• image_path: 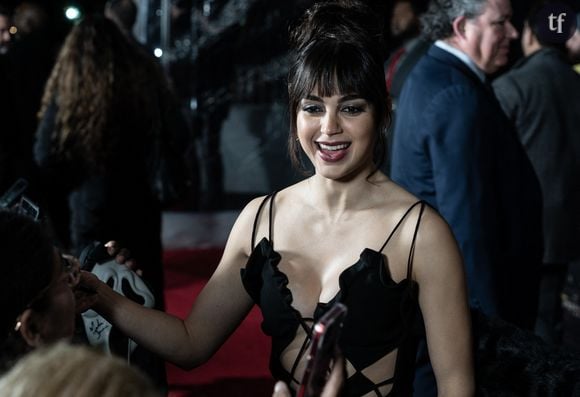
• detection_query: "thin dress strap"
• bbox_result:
[378,200,424,252]
[378,201,426,279]
[406,201,425,280]
[250,191,279,249]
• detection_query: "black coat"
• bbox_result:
[494,48,580,264]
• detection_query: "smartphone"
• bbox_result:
[0,178,28,209]
[17,196,40,221]
[298,302,347,397]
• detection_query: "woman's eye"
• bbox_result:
[341,105,363,114]
[302,104,323,114]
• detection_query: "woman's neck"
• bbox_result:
[304,170,389,217]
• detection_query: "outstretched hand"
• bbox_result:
[73,240,143,313]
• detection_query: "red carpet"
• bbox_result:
[163,248,274,396]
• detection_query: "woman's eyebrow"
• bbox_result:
[305,94,323,101]
[338,94,363,103]
[304,94,363,102]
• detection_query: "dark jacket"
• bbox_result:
[390,44,543,328]
[493,47,580,264]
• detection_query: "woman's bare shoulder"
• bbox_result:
[229,185,305,253]
[223,195,272,254]
[383,181,455,247]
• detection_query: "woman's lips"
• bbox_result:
[316,142,351,162]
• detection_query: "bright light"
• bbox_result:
[153,48,163,58]
[9,26,17,35]
[64,6,81,21]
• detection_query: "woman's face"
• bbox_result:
[296,90,376,181]
[35,250,77,344]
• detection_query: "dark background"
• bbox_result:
[2,0,579,210]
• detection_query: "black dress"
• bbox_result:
[241,192,426,396]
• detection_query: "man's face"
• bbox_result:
[463,0,518,74]
[0,14,12,55]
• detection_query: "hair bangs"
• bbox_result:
[294,41,378,100]
[287,33,391,175]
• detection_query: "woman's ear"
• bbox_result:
[17,309,43,348]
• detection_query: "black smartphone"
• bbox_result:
[17,196,40,221]
[0,178,28,209]
[298,302,347,397]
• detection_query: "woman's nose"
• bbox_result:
[321,112,342,135]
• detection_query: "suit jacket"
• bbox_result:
[493,48,580,264]
[390,44,542,328]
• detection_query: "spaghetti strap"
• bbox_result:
[250,191,279,249]
[406,201,425,280]
[268,191,278,247]
[378,200,425,252]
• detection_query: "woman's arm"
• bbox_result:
[413,207,475,396]
[80,197,266,369]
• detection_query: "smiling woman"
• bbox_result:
[296,92,376,180]
[79,2,475,396]
[287,7,390,176]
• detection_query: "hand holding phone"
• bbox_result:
[298,302,347,397]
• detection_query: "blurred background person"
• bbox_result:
[34,15,186,305]
[493,0,580,347]
[382,0,430,176]
[0,342,162,397]
[33,15,193,388]
[390,0,543,394]
[0,210,80,374]
[384,0,430,103]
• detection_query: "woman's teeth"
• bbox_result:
[318,143,349,151]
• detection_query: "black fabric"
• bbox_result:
[241,194,425,396]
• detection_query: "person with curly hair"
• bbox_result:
[34,15,189,308]
[34,15,192,389]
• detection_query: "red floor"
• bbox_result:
[163,247,273,396]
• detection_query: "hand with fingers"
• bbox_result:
[103,241,141,276]
[59,254,97,313]
[74,240,151,314]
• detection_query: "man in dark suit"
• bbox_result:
[493,1,580,347]
[390,0,543,394]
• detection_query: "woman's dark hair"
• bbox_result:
[0,210,54,374]
[287,0,391,176]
